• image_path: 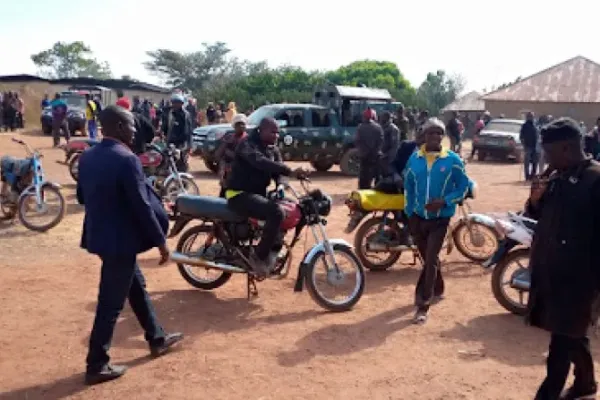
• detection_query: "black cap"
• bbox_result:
[541,117,581,144]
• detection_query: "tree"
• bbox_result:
[144,42,243,93]
[31,41,112,79]
[417,70,466,114]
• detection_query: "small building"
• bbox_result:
[482,56,600,128]
[441,91,485,137]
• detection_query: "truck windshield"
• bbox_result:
[62,95,87,109]
[247,106,278,126]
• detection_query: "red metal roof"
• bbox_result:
[482,56,600,103]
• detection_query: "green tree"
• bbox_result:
[417,70,466,114]
[325,60,418,106]
[31,41,112,79]
[144,42,245,93]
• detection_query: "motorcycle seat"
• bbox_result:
[0,156,31,177]
[176,194,245,222]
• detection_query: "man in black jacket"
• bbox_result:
[520,112,540,181]
[380,111,400,176]
[226,118,308,277]
[528,118,600,400]
[162,94,193,171]
[355,108,383,189]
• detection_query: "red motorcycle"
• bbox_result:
[168,178,365,312]
[57,139,98,181]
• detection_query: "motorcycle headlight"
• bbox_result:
[310,190,331,217]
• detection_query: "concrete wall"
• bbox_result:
[484,99,600,128]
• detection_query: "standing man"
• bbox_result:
[85,93,98,140]
[394,104,410,142]
[41,93,50,109]
[162,94,193,171]
[404,118,470,324]
[185,98,198,129]
[355,108,383,189]
[77,105,183,385]
[520,111,540,181]
[380,111,400,176]
[527,118,600,400]
[446,111,462,153]
[50,93,69,147]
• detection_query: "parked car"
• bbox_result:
[472,118,524,162]
[41,92,88,136]
[192,85,402,176]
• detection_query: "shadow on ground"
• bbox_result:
[277,304,414,366]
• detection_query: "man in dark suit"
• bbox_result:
[77,105,183,385]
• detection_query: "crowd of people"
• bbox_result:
[0,91,25,131]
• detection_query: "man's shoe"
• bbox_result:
[85,364,127,385]
[150,332,184,358]
[412,308,429,325]
[560,385,597,399]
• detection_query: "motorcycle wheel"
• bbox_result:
[69,153,80,182]
[452,220,499,262]
[164,176,200,203]
[304,244,365,312]
[18,184,66,232]
[491,248,530,316]
[353,217,402,271]
[176,224,232,290]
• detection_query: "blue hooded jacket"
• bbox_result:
[404,146,470,219]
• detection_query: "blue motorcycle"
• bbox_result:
[0,138,66,231]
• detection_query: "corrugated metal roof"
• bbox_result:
[0,74,170,93]
[335,85,392,100]
[482,56,600,103]
[441,91,484,112]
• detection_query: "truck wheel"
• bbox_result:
[339,148,360,176]
[310,159,334,172]
[204,160,219,174]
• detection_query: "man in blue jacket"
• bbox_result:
[77,105,183,385]
[404,118,470,324]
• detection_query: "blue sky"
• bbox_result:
[1,0,597,93]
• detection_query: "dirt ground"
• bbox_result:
[0,131,591,400]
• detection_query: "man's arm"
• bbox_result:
[236,140,292,176]
[185,112,193,148]
[121,155,166,248]
[76,182,84,205]
[443,157,470,206]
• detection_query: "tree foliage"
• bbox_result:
[417,70,466,114]
[31,41,112,79]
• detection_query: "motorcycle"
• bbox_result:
[1,138,66,231]
[345,182,498,271]
[56,138,99,181]
[480,211,536,315]
[168,178,365,312]
[140,142,199,217]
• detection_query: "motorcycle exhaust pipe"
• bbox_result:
[170,251,247,274]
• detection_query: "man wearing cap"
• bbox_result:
[526,118,600,400]
[355,108,384,189]
[404,118,470,324]
[215,113,248,197]
[162,94,193,171]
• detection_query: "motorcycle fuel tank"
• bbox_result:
[138,150,163,168]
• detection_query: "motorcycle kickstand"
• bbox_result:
[246,275,259,299]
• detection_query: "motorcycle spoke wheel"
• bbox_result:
[491,249,530,315]
[305,245,365,312]
[453,222,499,262]
[18,186,66,232]
[354,217,402,270]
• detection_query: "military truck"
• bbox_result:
[192,84,400,176]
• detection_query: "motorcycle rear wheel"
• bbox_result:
[304,244,365,312]
[69,154,80,182]
[176,224,232,290]
[353,217,402,271]
[491,248,530,315]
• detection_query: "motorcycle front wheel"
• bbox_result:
[164,176,199,202]
[353,217,402,271]
[452,220,499,262]
[18,185,66,232]
[69,153,80,182]
[305,244,365,312]
[491,248,530,315]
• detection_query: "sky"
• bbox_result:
[1,0,598,95]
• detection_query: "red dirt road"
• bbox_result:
[0,132,591,399]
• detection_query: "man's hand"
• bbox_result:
[529,176,548,207]
[292,167,310,179]
[425,198,445,212]
[158,243,170,265]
